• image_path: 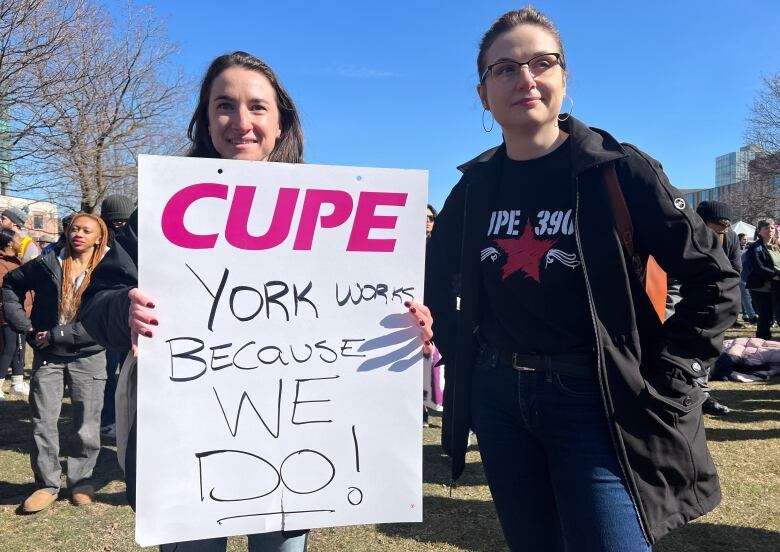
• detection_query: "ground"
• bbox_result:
[0,327,778,551]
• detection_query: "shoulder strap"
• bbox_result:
[601,163,644,280]
[601,162,667,321]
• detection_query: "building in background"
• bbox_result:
[682,145,778,223]
[715,145,762,187]
[0,195,59,243]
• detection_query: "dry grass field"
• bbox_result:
[1,327,778,551]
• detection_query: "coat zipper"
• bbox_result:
[573,176,651,544]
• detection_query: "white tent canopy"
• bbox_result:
[732,220,756,238]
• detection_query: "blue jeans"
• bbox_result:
[101,350,127,427]
[470,344,650,552]
[740,280,756,319]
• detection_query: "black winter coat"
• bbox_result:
[78,210,138,350]
[425,117,739,544]
[2,250,104,358]
[744,238,780,290]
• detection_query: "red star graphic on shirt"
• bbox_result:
[494,221,558,283]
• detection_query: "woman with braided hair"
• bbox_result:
[2,213,109,513]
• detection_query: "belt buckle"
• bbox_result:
[511,353,536,372]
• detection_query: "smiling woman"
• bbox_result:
[187,51,303,164]
[77,51,310,552]
[206,67,282,161]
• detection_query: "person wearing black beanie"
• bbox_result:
[100,195,135,240]
[694,200,740,415]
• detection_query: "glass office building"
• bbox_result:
[715,145,762,187]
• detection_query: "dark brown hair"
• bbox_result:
[756,218,778,249]
[477,5,566,79]
[187,51,304,163]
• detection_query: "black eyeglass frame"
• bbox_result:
[479,52,564,84]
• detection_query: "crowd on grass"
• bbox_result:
[1,5,780,552]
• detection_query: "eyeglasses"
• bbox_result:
[427,215,435,222]
[480,53,563,84]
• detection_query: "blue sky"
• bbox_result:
[139,0,780,208]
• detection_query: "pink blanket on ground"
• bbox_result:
[722,338,780,367]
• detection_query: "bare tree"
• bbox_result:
[746,72,780,154]
[0,0,88,194]
[7,2,188,213]
[741,72,780,221]
[719,172,779,223]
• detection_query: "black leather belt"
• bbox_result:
[497,350,595,378]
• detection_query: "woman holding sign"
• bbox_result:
[79,52,307,551]
[3,214,109,513]
[417,6,739,552]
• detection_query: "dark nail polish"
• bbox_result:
[147,302,155,308]
[144,330,153,338]
[150,320,159,326]
[410,308,416,314]
[404,301,411,307]
[419,320,425,326]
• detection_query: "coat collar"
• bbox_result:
[457,116,628,176]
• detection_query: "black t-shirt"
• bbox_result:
[479,139,593,353]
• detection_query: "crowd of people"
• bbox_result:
[0,5,777,552]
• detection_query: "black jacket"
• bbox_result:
[426,116,739,544]
[723,230,741,273]
[745,238,780,290]
[2,250,104,358]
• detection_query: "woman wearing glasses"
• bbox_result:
[415,6,738,551]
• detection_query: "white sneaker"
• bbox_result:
[9,382,30,397]
[0,388,5,401]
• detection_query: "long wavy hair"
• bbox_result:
[60,213,108,323]
[187,51,304,164]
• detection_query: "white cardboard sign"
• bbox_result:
[136,155,427,546]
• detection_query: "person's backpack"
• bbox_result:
[602,162,668,322]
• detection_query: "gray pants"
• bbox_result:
[29,352,107,490]
[159,532,308,551]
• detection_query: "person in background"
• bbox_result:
[0,206,40,262]
[97,194,135,441]
[423,204,441,427]
[745,219,780,340]
[0,229,30,400]
[36,237,55,251]
[426,204,437,239]
[693,200,740,415]
[3,213,108,513]
[101,194,134,241]
[79,51,308,552]
[737,232,758,324]
[42,214,74,256]
[421,7,738,550]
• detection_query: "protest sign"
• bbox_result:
[135,155,427,546]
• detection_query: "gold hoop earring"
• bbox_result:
[557,95,574,122]
[482,108,495,133]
